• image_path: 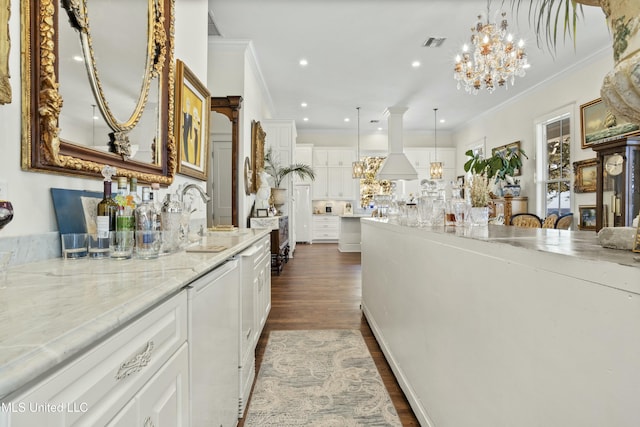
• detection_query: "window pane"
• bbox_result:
[546,182,560,216]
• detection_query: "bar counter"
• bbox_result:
[361,218,640,427]
[0,228,270,400]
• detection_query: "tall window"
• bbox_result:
[539,114,571,216]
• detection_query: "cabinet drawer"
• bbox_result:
[313,216,339,225]
[5,292,188,426]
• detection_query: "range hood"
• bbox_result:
[376,107,418,181]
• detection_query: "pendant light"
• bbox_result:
[352,106,365,178]
[430,108,443,180]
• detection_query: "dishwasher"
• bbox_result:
[188,258,239,427]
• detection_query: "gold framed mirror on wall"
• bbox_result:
[20,0,176,185]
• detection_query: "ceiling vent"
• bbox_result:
[423,37,446,48]
[208,12,222,36]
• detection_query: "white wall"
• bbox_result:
[452,48,614,217]
[208,39,274,225]
[0,0,210,237]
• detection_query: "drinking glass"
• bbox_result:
[61,233,89,259]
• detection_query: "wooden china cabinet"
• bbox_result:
[591,137,640,232]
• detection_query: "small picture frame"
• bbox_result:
[578,205,597,231]
[573,158,597,193]
[256,208,269,218]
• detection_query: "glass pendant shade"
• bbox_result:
[430,161,443,180]
[352,160,365,178]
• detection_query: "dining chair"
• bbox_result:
[510,213,543,228]
[541,213,558,229]
[554,213,573,230]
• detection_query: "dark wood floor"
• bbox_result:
[238,242,420,426]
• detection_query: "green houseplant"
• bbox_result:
[263,147,316,188]
[263,147,315,212]
[463,147,528,185]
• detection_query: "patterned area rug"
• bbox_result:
[244,329,402,426]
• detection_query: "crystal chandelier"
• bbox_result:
[453,0,528,94]
[430,108,443,180]
[352,107,365,178]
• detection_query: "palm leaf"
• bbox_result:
[506,0,586,52]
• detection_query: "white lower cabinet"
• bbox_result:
[312,215,339,241]
[2,292,188,427]
[238,235,271,417]
[107,343,189,426]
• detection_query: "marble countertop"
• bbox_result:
[0,228,271,400]
[362,219,640,293]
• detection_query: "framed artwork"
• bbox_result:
[492,141,522,176]
[578,205,597,231]
[0,0,10,104]
[176,59,211,180]
[573,158,597,193]
[580,98,640,148]
[256,208,269,218]
[251,120,266,193]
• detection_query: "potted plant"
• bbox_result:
[510,0,640,124]
[263,147,315,211]
[463,147,527,195]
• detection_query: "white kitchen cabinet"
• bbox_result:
[255,242,271,340]
[238,235,270,417]
[327,167,356,199]
[107,343,189,427]
[312,147,356,200]
[294,144,314,184]
[312,167,329,199]
[263,119,297,251]
[2,292,188,427]
[312,215,340,241]
[403,147,457,196]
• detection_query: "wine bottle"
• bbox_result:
[97,180,118,239]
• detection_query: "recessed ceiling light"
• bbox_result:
[299,59,308,66]
[412,61,421,68]
[301,102,307,107]
[73,55,84,62]
[344,118,350,122]
[377,127,383,131]
[303,117,309,122]
[440,119,445,123]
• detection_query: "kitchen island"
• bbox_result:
[338,214,369,252]
[361,218,640,427]
[0,228,271,425]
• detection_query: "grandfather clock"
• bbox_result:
[592,137,640,232]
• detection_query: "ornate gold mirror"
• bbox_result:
[21,0,176,184]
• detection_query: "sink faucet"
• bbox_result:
[179,183,211,204]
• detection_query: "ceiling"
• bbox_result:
[207,0,611,134]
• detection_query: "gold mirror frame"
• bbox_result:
[61,0,164,158]
[20,0,176,185]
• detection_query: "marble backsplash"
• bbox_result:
[0,232,61,266]
[0,218,207,266]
